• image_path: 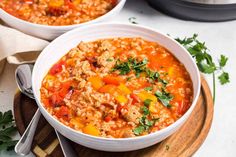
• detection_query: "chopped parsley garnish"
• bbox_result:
[112,58,147,75]
[106,58,113,62]
[126,76,133,81]
[144,86,153,91]
[144,99,152,106]
[141,106,150,116]
[155,90,173,108]
[133,100,159,136]
[133,116,155,136]
[158,79,168,87]
[112,57,168,86]
[0,110,18,151]
[145,69,159,81]
[175,34,230,102]
[166,145,170,151]
[133,126,145,135]
[128,17,138,24]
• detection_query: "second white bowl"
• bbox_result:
[0,0,126,40]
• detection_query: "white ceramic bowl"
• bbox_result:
[0,0,126,40]
[32,23,201,152]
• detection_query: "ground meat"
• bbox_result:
[121,105,141,124]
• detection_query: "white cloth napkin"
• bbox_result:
[0,20,49,74]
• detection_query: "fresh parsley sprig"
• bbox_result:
[175,34,230,102]
[0,110,18,151]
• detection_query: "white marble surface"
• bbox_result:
[0,0,236,156]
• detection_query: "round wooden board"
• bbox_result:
[13,77,213,157]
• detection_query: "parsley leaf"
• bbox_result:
[0,110,18,151]
[0,111,14,125]
[0,140,18,151]
[112,58,147,76]
[218,72,230,85]
[133,126,145,135]
[145,69,159,81]
[141,106,150,116]
[155,90,173,108]
[106,58,113,62]
[219,55,228,68]
[144,99,152,106]
[112,59,132,75]
[144,86,153,91]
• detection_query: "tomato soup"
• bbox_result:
[40,37,193,138]
[0,0,117,26]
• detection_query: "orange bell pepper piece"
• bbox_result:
[118,83,131,95]
[88,76,104,90]
[83,124,100,136]
[98,85,117,95]
[102,75,124,85]
[115,95,128,104]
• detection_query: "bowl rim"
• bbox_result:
[0,0,126,30]
[32,23,201,142]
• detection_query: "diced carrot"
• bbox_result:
[83,124,100,136]
[130,93,140,104]
[98,85,117,95]
[88,76,104,90]
[118,83,131,95]
[102,75,124,85]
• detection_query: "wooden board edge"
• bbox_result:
[13,90,26,135]
[180,76,214,157]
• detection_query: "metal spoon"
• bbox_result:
[15,64,77,157]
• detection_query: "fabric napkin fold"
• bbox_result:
[0,20,49,75]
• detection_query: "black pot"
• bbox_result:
[146,0,236,22]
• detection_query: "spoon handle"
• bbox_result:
[55,130,78,157]
[15,109,41,156]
